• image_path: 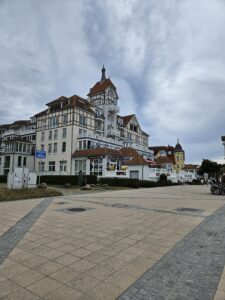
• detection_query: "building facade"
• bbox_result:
[0,120,36,175]
[34,67,154,176]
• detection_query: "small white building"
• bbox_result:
[0,120,36,175]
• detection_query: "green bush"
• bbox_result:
[99,177,140,188]
[188,179,201,185]
[139,180,158,187]
[0,176,7,183]
[39,175,97,185]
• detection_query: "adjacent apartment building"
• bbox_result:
[0,120,36,175]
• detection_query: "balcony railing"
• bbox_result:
[108,105,119,113]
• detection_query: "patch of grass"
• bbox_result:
[0,187,62,202]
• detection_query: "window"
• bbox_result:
[23,144,27,153]
[79,128,87,138]
[62,142,66,152]
[18,156,22,167]
[49,130,52,140]
[79,115,86,127]
[48,161,55,172]
[32,135,35,141]
[23,157,27,166]
[19,143,22,152]
[39,161,45,171]
[79,141,82,150]
[60,160,67,172]
[41,144,44,151]
[41,132,45,142]
[62,128,67,138]
[75,160,86,175]
[83,140,87,149]
[90,158,102,176]
[62,114,68,125]
[177,156,179,161]
[53,143,57,153]
[48,143,52,154]
[54,129,58,140]
[49,116,59,128]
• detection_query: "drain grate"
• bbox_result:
[67,207,86,212]
[111,204,128,208]
[56,206,93,214]
[176,207,202,213]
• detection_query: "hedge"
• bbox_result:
[99,177,140,188]
[0,176,7,183]
[99,177,182,188]
[39,175,97,185]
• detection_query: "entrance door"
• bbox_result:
[130,170,139,179]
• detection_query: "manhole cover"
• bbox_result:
[111,204,128,208]
[67,207,86,212]
[176,207,202,213]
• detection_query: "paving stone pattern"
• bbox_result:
[0,198,53,265]
[118,204,225,300]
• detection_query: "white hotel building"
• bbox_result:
[34,67,153,178]
[0,67,154,179]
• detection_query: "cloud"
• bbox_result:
[0,0,224,163]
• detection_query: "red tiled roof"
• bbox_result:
[126,156,148,165]
[119,147,139,157]
[72,147,121,158]
[121,114,134,126]
[88,79,116,96]
[149,145,175,155]
[155,156,174,164]
[183,164,198,170]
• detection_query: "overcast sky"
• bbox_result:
[0,0,225,164]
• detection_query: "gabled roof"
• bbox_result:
[88,79,116,96]
[121,114,135,127]
[34,109,48,117]
[155,156,174,164]
[149,146,175,156]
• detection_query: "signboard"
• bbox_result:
[35,150,46,159]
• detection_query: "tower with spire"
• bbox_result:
[174,139,185,173]
[87,66,119,139]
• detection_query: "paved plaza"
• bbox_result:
[1,185,225,299]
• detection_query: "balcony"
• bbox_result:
[107,130,119,138]
[108,105,119,113]
[95,127,104,133]
[95,114,104,122]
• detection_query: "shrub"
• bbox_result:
[39,175,97,186]
[159,173,167,183]
[0,176,7,183]
[188,179,201,185]
[99,177,140,188]
[139,180,158,188]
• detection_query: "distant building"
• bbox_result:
[222,136,225,158]
[0,120,36,175]
[149,140,185,173]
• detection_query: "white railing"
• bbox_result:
[2,128,35,137]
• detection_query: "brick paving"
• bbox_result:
[0,186,225,299]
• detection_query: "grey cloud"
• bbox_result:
[0,0,224,163]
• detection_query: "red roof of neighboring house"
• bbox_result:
[155,156,174,164]
[126,156,148,165]
[72,148,121,158]
[183,164,198,170]
[88,79,116,96]
[149,145,175,155]
[72,147,149,166]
